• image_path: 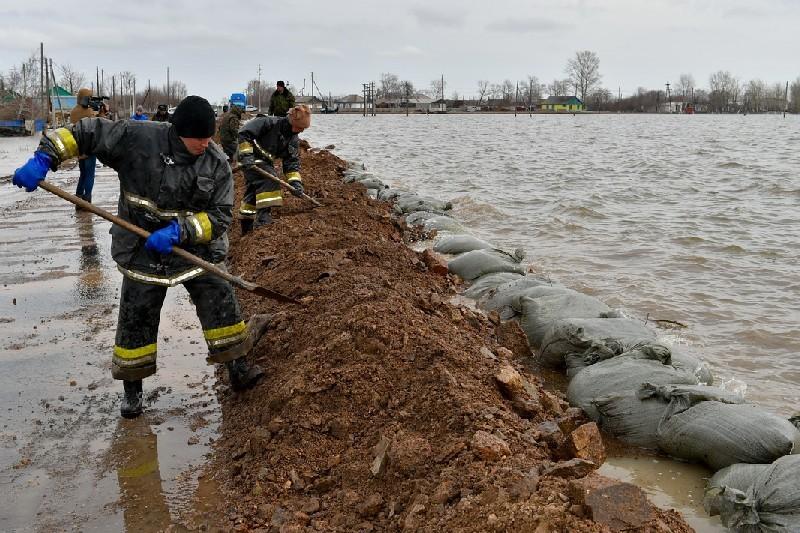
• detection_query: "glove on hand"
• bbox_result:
[13,152,51,192]
[290,181,304,198]
[144,220,182,254]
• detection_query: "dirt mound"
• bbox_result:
[206,144,692,532]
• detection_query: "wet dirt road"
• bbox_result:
[1,139,222,532]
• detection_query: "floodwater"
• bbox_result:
[306,113,800,415]
[0,137,223,532]
[306,113,800,532]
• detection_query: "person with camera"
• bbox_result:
[11,95,269,419]
[69,87,98,205]
[151,104,170,122]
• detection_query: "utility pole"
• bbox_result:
[257,64,262,112]
[371,81,376,116]
[96,67,100,97]
[785,81,789,118]
[665,82,671,113]
[166,67,170,107]
[515,81,519,117]
[40,43,44,120]
[112,75,116,118]
[311,71,315,111]
[362,83,367,117]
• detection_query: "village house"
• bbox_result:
[334,94,364,110]
[539,95,584,112]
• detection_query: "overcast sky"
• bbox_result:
[2,0,799,102]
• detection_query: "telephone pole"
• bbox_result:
[257,64,262,112]
[166,67,170,107]
[665,82,671,113]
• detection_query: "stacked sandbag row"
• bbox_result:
[342,161,800,529]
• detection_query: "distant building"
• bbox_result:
[430,98,447,113]
[378,93,433,111]
[334,94,364,110]
[295,95,325,111]
[540,96,584,112]
[49,85,77,112]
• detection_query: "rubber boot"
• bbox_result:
[254,208,272,228]
[120,379,144,419]
[225,357,264,391]
[240,218,254,235]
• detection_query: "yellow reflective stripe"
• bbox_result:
[255,190,282,207]
[239,203,256,215]
[124,192,194,219]
[117,265,205,286]
[208,329,249,348]
[46,128,79,160]
[203,321,246,341]
[114,343,157,360]
[119,459,158,478]
[238,141,253,154]
[285,171,301,182]
[188,212,212,244]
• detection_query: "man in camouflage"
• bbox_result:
[12,96,268,419]
[217,103,244,162]
[268,80,295,117]
[237,104,310,233]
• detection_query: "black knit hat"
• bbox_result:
[171,95,216,138]
[276,80,285,87]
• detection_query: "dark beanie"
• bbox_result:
[277,80,285,87]
[171,95,216,138]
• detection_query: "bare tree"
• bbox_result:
[476,80,489,105]
[790,77,800,113]
[246,78,272,108]
[379,73,401,99]
[430,78,446,100]
[58,63,87,94]
[502,79,515,102]
[744,79,765,112]
[709,70,739,112]
[548,78,571,97]
[565,50,601,101]
[524,75,542,105]
[489,83,503,101]
[676,73,695,99]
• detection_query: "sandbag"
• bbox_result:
[592,382,743,448]
[423,215,466,233]
[538,317,657,368]
[658,402,799,471]
[448,249,526,281]
[705,455,800,531]
[377,188,404,201]
[405,211,441,226]
[394,193,452,214]
[343,170,376,183]
[704,463,770,517]
[567,357,699,420]
[462,272,524,300]
[669,349,714,385]
[433,234,494,255]
[565,341,671,379]
[478,277,561,319]
[516,292,611,349]
[358,177,386,190]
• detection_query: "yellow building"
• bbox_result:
[539,96,584,112]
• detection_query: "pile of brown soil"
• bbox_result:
[207,144,693,532]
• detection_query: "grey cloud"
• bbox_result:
[377,45,424,57]
[309,47,343,58]
[486,17,572,33]
[410,6,466,28]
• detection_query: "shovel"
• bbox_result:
[233,163,322,208]
[29,179,300,304]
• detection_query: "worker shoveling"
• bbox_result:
[9,95,302,419]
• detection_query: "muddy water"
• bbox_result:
[1,137,222,532]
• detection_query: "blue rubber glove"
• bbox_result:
[12,152,51,192]
[290,181,304,198]
[144,220,182,254]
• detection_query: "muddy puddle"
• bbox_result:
[1,141,223,532]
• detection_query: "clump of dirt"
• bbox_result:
[206,143,693,532]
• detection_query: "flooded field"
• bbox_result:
[0,138,222,531]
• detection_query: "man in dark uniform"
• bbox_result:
[150,103,170,122]
[217,103,244,162]
[268,80,295,117]
[12,96,268,419]
[237,104,310,233]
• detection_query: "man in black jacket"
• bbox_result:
[237,104,310,232]
[12,96,268,418]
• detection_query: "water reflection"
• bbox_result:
[74,209,110,302]
[110,418,173,531]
